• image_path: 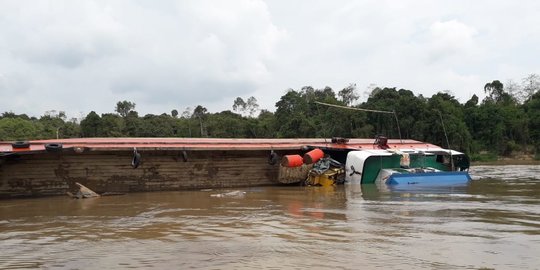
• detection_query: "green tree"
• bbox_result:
[115,101,136,117]
[61,119,82,138]
[124,111,142,137]
[0,118,41,140]
[232,97,246,114]
[426,92,472,153]
[338,83,359,106]
[252,110,276,138]
[525,91,540,149]
[484,80,515,105]
[1,112,33,121]
[274,90,313,137]
[275,86,366,138]
[245,96,260,117]
[2,79,538,158]
[99,113,124,137]
[181,107,193,137]
[206,111,246,137]
[232,96,260,117]
[138,114,176,137]
[363,87,410,139]
[521,74,540,102]
[471,80,529,155]
[463,95,482,152]
[80,111,101,137]
[192,105,208,137]
[38,111,67,139]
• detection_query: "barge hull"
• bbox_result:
[0,138,441,198]
[0,150,281,198]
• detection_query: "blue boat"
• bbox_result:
[345,148,471,187]
[386,171,471,186]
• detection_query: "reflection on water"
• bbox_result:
[1,165,539,269]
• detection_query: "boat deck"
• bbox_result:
[0,138,441,154]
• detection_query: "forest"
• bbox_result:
[1,74,539,161]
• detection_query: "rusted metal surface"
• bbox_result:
[0,149,284,198]
[0,138,444,198]
[0,137,441,154]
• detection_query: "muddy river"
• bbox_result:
[1,165,539,269]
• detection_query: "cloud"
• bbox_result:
[0,0,539,118]
[424,20,478,64]
[0,0,285,116]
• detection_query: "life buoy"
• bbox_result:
[12,141,30,149]
[268,150,279,165]
[45,143,63,152]
[132,148,141,168]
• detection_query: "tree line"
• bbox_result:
[1,74,539,160]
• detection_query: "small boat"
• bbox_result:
[345,140,471,189]
[315,101,472,189]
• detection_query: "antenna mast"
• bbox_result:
[438,110,454,170]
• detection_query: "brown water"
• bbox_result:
[1,165,539,270]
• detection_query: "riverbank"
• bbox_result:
[470,151,540,166]
[471,156,540,166]
[472,160,540,166]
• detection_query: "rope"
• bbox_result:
[438,110,454,170]
[314,101,394,114]
[314,101,403,143]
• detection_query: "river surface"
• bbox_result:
[1,165,539,269]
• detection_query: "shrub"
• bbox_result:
[470,152,498,162]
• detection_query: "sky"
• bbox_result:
[1,0,539,119]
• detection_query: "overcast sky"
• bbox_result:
[1,0,539,119]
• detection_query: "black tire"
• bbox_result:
[45,143,63,152]
[12,141,30,149]
[268,151,279,165]
[132,152,141,169]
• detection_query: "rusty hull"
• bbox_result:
[0,138,442,198]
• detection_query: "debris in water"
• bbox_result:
[67,182,100,199]
[210,190,246,198]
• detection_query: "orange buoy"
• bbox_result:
[281,154,304,167]
[303,148,324,164]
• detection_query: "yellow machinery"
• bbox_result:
[306,168,345,186]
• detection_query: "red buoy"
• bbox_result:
[303,148,324,164]
[281,155,304,167]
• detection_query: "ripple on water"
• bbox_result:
[0,166,539,269]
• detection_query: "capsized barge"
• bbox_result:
[0,137,469,198]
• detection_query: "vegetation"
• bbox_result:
[1,74,540,161]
